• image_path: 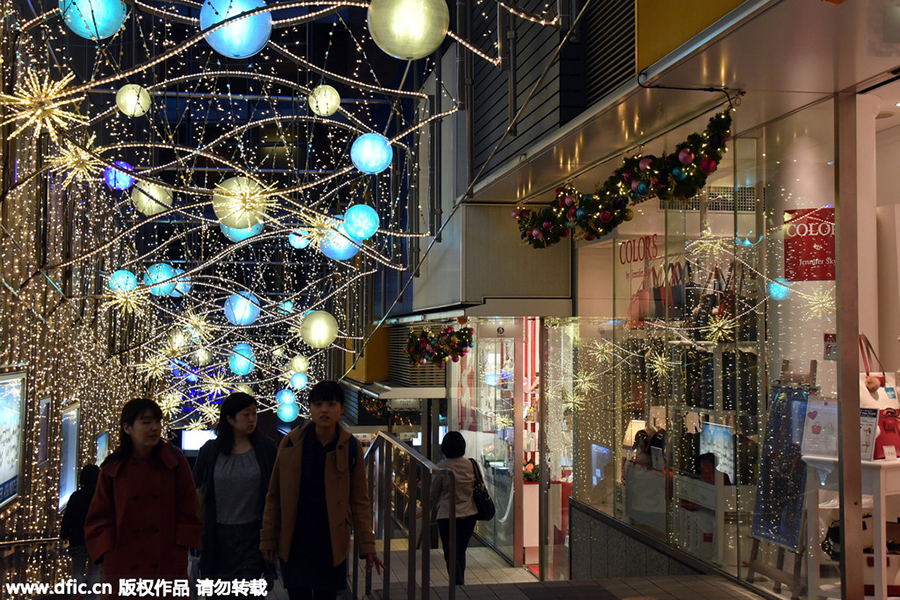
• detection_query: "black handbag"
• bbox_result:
[469,458,495,521]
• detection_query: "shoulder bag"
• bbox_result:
[469,458,495,521]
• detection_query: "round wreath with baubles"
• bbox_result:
[404,326,475,367]
[514,110,732,248]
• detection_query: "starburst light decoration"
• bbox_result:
[103,286,150,315]
[0,72,88,142]
[702,314,738,343]
[47,134,102,187]
[157,392,183,419]
[804,288,836,321]
[140,354,170,379]
[648,352,677,381]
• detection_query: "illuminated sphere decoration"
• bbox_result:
[59,0,127,40]
[290,372,309,390]
[279,300,294,314]
[308,84,341,117]
[768,277,793,301]
[104,161,135,190]
[320,224,361,261]
[299,310,339,348]
[276,402,300,423]
[224,291,261,326]
[132,181,173,216]
[351,133,393,174]
[170,268,192,298]
[344,204,380,240]
[200,0,272,59]
[367,0,450,60]
[212,176,268,229]
[229,343,256,376]
[220,221,264,243]
[276,389,297,405]
[289,229,311,249]
[115,84,151,117]
[193,348,212,367]
[290,354,309,373]
[108,269,137,292]
[143,263,177,296]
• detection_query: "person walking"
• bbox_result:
[84,398,202,598]
[431,431,479,585]
[61,464,102,599]
[260,380,384,600]
[193,392,277,593]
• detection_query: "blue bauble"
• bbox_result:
[200,0,272,59]
[343,204,380,240]
[59,0,127,40]
[288,229,310,249]
[290,372,308,390]
[108,269,137,292]
[350,133,393,174]
[220,221,264,243]
[104,161,135,190]
[629,191,641,200]
[143,263,177,296]
[672,167,687,182]
[276,389,296,405]
[276,402,299,423]
[636,181,649,195]
[320,224,361,261]
[170,268,192,298]
[224,291,261,326]
[768,277,793,301]
[575,208,586,220]
[228,343,256,376]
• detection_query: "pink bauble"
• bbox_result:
[419,358,427,365]
[543,221,552,229]
[565,195,575,207]
[599,210,613,223]
[678,148,695,165]
[639,157,653,171]
[567,207,577,219]
[630,180,640,193]
[532,229,543,239]
[700,156,717,174]
[452,355,459,362]
[511,210,519,219]
[622,170,633,183]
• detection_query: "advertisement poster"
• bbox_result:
[0,373,26,510]
[783,208,835,281]
[801,396,838,459]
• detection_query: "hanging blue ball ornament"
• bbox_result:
[350,133,393,174]
[170,268,192,298]
[276,402,300,423]
[224,291,261,326]
[629,191,641,200]
[290,372,309,390]
[279,300,294,314]
[288,229,311,249]
[59,0,127,40]
[575,208,586,220]
[672,167,687,182]
[108,269,137,292]
[229,343,256,376]
[320,224,361,261]
[276,389,297,405]
[636,181,649,195]
[143,263,177,296]
[104,161,135,190]
[768,277,793,301]
[200,0,272,59]
[343,204,380,240]
[220,221,264,243]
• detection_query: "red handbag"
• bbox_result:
[875,408,900,459]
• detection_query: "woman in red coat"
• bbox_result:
[85,398,203,598]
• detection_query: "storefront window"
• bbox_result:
[568,102,837,590]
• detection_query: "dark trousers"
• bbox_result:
[287,588,337,600]
[438,515,478,585]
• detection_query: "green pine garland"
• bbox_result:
[514,110,732,247]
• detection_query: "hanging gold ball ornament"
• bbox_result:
[212,176,269,229]
[308,84,341,117]
[299,311,339,348]
[367,0,450,60]
[131,181,173,216]
[193,347,212,367]
[290,354,310,373]
[115,84,151,117]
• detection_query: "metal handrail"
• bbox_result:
[351,431,456,600]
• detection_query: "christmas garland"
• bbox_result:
[404,326,474,367]
[361,395,390,419]
[514,110,732,248]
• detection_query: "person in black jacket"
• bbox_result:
[60,464,101,599]
[193,392,278,594]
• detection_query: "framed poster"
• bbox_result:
[37,397,51,466]
[0,372,26,511]
[96,431,109,465]
[59,403,80,510]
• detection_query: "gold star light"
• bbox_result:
[201,372,231,397]
[47,134,103,187]
[648,352,677,381]
[0,71,88,142]
[140,354,170,379]
[702,314,738,343]
[178,310,213,343]
[157,391,183,419]
[804,288,835,321]
[104,286,149,314]
[197,402,220,424]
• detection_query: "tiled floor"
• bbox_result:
[268,545,767,600]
